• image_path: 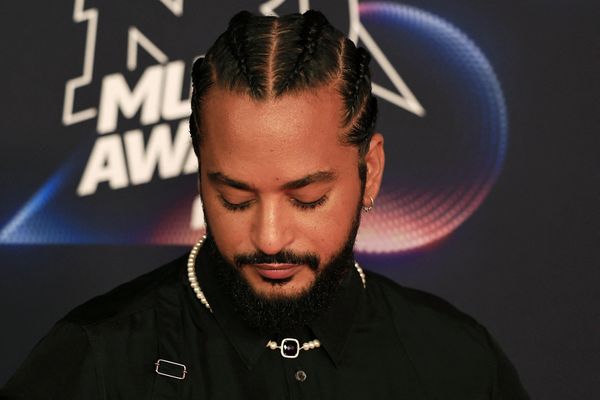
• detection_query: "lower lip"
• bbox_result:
[253,264,302,280]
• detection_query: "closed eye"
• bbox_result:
[218,194,253,211]
[291,195,328,210]
[218,194,329,212]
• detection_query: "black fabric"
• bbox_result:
[152,277,186,399]
[0,250,530,399]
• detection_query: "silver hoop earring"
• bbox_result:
[362,196,375,212]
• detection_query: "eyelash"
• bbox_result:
[291,195,328,210]
[218,195,252,212]
[218,194,328,212]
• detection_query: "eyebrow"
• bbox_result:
[207,172,253,190]
[207,170,337,191]
[281,171,337,190]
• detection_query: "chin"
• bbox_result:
[244,270,316,301]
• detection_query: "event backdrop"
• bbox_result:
[1,1,597,398]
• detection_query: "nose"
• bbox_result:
[250,197,293,255]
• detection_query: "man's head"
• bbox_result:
[189,10,384,321]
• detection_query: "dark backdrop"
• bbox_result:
[1,1,598,399]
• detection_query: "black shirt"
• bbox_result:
[1,250,529,399]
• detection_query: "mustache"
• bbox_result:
[234,250,320,271]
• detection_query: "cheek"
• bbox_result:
[304,187,361,252]
[201,188,245,255]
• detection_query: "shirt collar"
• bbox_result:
[188,247,364,369]
[193,247,266,369]
[308,264,364,366]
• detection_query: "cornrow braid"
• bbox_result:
[225,11,264,98]
[189,55,212,156]
[339,45,371,124]
[348,95,378,158]
[353,49,371,117]
[275,10,327,94]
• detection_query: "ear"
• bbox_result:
[363,133,385,206]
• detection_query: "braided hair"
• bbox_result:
[190,10,378,174]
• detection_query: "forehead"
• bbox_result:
[199,85,357,182]
[200,85,345,143]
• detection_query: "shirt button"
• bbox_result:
[295,370,307,382]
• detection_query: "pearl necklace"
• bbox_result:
[186,236,367,358]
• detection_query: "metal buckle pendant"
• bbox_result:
[155,359,187,380]
[280,338,301,359]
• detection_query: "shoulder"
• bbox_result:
[62,253,188,327]
[364,269,490,349]
[366,270,479,322]
[363,270,530,398]
[0,256,189,398]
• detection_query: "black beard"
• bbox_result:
[203,209,361,335]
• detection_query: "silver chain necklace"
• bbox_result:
[186,236,367,358]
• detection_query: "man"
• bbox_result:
[1,10,529,399]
